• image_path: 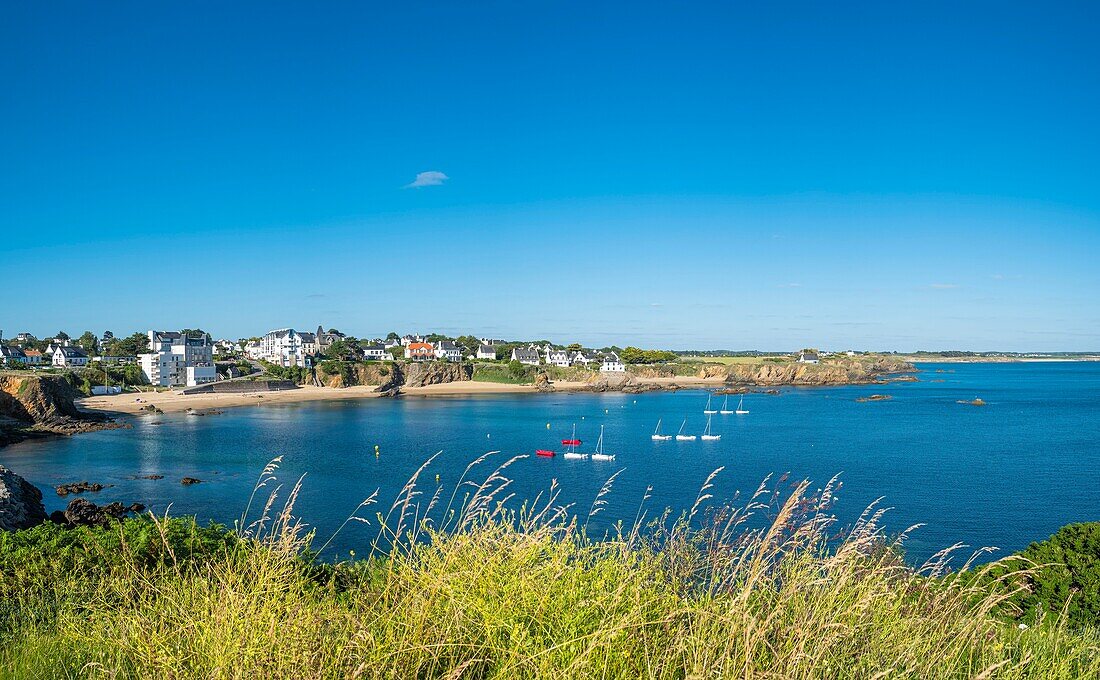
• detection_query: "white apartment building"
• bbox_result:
[259,328,310,367]
[139,330,216,387]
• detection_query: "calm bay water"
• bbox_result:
[2,362,1098,563]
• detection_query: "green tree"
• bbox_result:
[76,331,99,355]
[54,331,70,341]
[386,331,400,341]
[108,332,150,356]
[387,346,404,361]
[567,343,582,352]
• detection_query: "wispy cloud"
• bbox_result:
[777,282,802,288]
[404,170,449,188]
[929,283,959,289]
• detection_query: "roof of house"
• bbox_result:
[362,344,384,352]
[602,352,621,362]
[477,344,496,354]
[408,342,433,351]
[23,349,42,357]
[435,341,459,351]
[298,332,317,343]
[800,351,819,359]
[59,346,88,358]
[512,348,539,360]
[0,346,27,358]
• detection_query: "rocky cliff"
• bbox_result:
[0,464,47,531]
[403,362,473,388]
[723,356,914,386]
[310,361,472,392]
[0,374,115,447]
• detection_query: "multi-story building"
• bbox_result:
[434,340,463,362]
[259,329,310,367]
[139,330,216,387]
[405,342,434,361]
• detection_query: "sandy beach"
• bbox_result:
[77,376,730,416]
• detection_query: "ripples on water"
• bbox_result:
[3,362,1098,564]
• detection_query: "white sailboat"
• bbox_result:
[590,425,615,461]
[563,423,588,459]
[651,418,672,441]
[703,393,717,414]
[675,418,697,441]
[719,395,734,415]
[735,395,749,415]
[701,414,721,441]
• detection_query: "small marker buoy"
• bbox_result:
[487,433,491,438]
[546,423,550,429]
[435,473,440,482]
[605,409,608,414]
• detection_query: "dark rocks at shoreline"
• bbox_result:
[534,373,555,393]
[181,477,203,485]
[0,464,48,531]
[140,474,164,480]
[53,498,147,527]
[55,481,112,496]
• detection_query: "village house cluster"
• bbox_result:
[1,327,846,390]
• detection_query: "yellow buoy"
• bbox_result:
[546,423,550,429]
[435,473,440,482]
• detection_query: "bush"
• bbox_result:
[969,522,1100,629]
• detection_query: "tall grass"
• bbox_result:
[2,454,1098,679]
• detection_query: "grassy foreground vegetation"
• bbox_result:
[1,457,1098,678]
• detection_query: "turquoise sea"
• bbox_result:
[2,362,1098,564]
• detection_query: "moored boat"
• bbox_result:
[735,395,749,414]
[719,395,734,415]
[675,417,697,441]
[563,424,588,459]
[651,418,672,441]
[590,425,615,461]
[536,449,556,457]
[701,414,721,441]
[703,393,717,414]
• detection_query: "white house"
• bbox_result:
[362,344,387,361]
[434,340,463,362]
[571,350,599,367]
[545,348,570,367]
[476,344,497,360]
[53,346,89,367]
[797,350,820,364]
[384,338,402,350]
[511,348,540,365]
[600,352,625,373]
[244,340,263,360]
[298,332,318,357]
[139,330,216,387]
[22,349,43,365]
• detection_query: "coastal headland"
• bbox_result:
[72,354,914,417]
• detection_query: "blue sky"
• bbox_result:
[2,2,1098,351]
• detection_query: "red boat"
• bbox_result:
[561,439,582,446]
[536,449,556,457]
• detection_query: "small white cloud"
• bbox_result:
[404,171,449,188]
[778,282,802,288]
[929,283,959,289]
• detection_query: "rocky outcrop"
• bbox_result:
[724,357,914,387]
[403,362,473,388]
[0,374,118,447]
[534,373,555,392]
[0,464,47,531]
[54,498,145,527]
